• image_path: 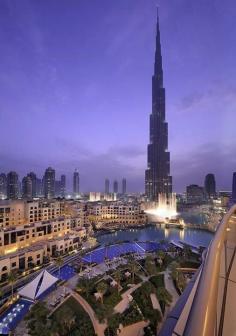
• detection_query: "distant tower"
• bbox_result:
[22,176,33,199]
[36,178,42,197]
[7,171,19,199]
[105,178,110,194]
[122,178,127,195]
[55,180,61,197]
[204,173,216,198]
[28,172,37,197]
[0,173,7,199]
[60,175,66,197]
[113,180,118,193]
[232,172,236,200]
[73,169,80,197]
[145,8,172,201]
[43,167,55,199]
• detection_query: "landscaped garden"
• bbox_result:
[24,297,95,336]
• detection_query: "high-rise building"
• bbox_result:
[145,9,172,201]
[204,173,216,198]
[232,172,236,200]
[22,176,33,199]
[73,169,80,197]
[122,178,127,195]
[28,172,37,197]
[60,174,66,197]
[0,173,7,199]
[113,180,118,194]
[186,184,205,204]
[7,171,19,199]
[55,180,61,197]
[105,178,110,194]
[43,167,55,199]
[36,178,42,197]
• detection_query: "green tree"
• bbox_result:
[156,287,172,307]
[113,270,121,293]
[25,302,50,336]
[156,250,165,264]
[77,278,90,298]
[55,256,64,278]
[177,271,186,292]
[51,305,76,336]
[145,256,156,276]
[127,256,139,283]
[182,246,192,260]
[169,261,180,282]
[8,271,17,300]
[96,281,108,304]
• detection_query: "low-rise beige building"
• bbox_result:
[88,203,148,227]
[0,243,47,281]
[0,200,25,228]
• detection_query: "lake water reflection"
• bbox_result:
[97,226,214,248]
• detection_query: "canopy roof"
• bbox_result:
[18,270,58,300]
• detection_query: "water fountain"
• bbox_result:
[144,193,179,223]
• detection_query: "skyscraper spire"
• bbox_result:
[145,8,172,201]
[154,8,163,87]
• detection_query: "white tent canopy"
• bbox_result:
[18,270,58,301]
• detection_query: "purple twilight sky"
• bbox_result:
[0,0,236,193]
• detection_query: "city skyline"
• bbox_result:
[0,0,236,192]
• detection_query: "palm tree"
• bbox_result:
[156,250,165,265]
[169,261,180,282]
[157,287,172,307]
[114,270,121,293]
[145,255,156,276]
[77,278,90,298]
[128,258,139,283]
[96,281,108,304]
[8,271,17,300]
[55,256,64,279]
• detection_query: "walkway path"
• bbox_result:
[164,269,179,311]
[72,292,106,336]
[119,321,148,336]
[114,282,143,314]
[150,293,162,313]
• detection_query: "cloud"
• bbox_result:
[172,142,236,192]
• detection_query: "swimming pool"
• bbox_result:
[82,241,166,264]
[53,264,76,281]
[0,299,32,335]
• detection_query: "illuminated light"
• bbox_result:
[5,247,18,255]
[145,193,178,220]
[164,228,169,238]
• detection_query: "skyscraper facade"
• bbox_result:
[204,173,216,198]
[43,167,55,199]
[113,180,118,193]
[60,174,66,197]
[36,178,42,197]
[122,178,126,195]
[22,176,33,199]
[28,172,37,197]
[0,173,7,199]
[105,178,110,194]
[232,172,236,200]
[145,10,172,201]
[7,171,19,199]
[73,169,80,196]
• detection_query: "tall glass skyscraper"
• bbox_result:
[73,169,80,197]
[145,9,172,201]
[43,167,55,199]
